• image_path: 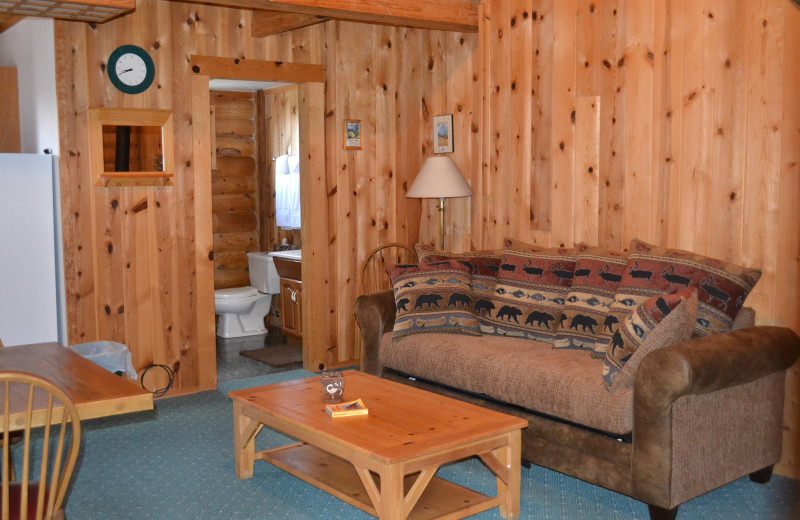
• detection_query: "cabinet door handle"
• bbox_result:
[290,289,297,302]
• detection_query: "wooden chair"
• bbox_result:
[0,372,82,520]
[355,244,417,358]
[359,243,417,295]
[0,340,19,482]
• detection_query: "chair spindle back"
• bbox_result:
[0,372,81,520]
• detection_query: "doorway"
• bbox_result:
[189,57,326,383]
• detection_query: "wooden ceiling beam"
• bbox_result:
[190,55,325,83]
[252,10,328,37]
[185,0,478,33]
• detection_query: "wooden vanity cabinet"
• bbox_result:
[280,278,302,337]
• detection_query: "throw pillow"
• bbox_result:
[414,244,503,263]
[592,238,762,358]
[386,260,480,338]
[479,238,576,342]
[602,290,697,392]
[415,244,503,321]
[552,243,627,350]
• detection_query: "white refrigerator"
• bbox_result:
[0,153,65,346]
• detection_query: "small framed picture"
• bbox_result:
[433,114,454,154]
[344,119,362,150]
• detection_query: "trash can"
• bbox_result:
[68,341,138,380]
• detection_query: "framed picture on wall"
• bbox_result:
[344,119,362,150]
[433,114,454,154]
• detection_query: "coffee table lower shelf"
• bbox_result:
[261,443,503,520]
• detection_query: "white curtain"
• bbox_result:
[275,154,301,229]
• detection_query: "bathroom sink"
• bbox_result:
[269,250,301,261]
[269,250,301,280]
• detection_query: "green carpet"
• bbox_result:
[61,370,800,519]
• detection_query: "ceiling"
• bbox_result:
[0,0,133,24]
[0,0,479,35]
[209,78,291,92]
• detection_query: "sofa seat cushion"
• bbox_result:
[380,332,633,435]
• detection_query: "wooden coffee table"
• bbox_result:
[229,370,527,520]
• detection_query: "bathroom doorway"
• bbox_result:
[190,57,326,382]
[210,83,303,382]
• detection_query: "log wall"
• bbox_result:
[211,90,258,290]
[475,0,800,478]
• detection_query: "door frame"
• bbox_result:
[190,56,328,375]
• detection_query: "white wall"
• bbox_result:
[0,19,66,344]
[0,18,59,155]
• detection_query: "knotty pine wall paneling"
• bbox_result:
[778,1,800,480]
[211,90,259,290]
[56,0,480,388]
[320,21,480,363]
[258,85,301,252]
[238,21,479,366]
[0,67,21,153]
[477,0,800,478]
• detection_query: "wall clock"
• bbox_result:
[107,45,155,95]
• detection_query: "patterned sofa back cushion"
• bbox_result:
[478,238,576,342]
[386,260,480,338]
[553,243,628,351]
[592,238,761,358]
[415,244,503,319]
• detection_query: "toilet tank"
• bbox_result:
[247,252,280,294]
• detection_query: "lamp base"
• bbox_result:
[437,197,446,250]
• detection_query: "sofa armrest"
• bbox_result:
[355,290,396,376]
[632,326,800,507]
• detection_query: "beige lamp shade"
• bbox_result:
[406,157,474,199]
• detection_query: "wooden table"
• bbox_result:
[229,370,527,520]
[0,342,154,432]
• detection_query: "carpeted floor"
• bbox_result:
[62,370,800,519]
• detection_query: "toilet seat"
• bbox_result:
[215,287,259,299]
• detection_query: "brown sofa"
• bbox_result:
[355,289,800,520]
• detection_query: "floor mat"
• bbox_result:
[240,344,303,367]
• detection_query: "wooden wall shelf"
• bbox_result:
[100,172,173,187]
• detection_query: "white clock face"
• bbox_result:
[115,53,147,86]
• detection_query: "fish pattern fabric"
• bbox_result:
[552,244,628,351]
[479,239,576,343]
[592,238,761,358]
[602,289,697,391]
[387,260,480,338]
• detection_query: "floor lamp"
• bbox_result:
[406,157,474,250]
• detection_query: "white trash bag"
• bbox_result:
[67,341,138,380]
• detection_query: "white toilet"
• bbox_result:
[214,252,280,338]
